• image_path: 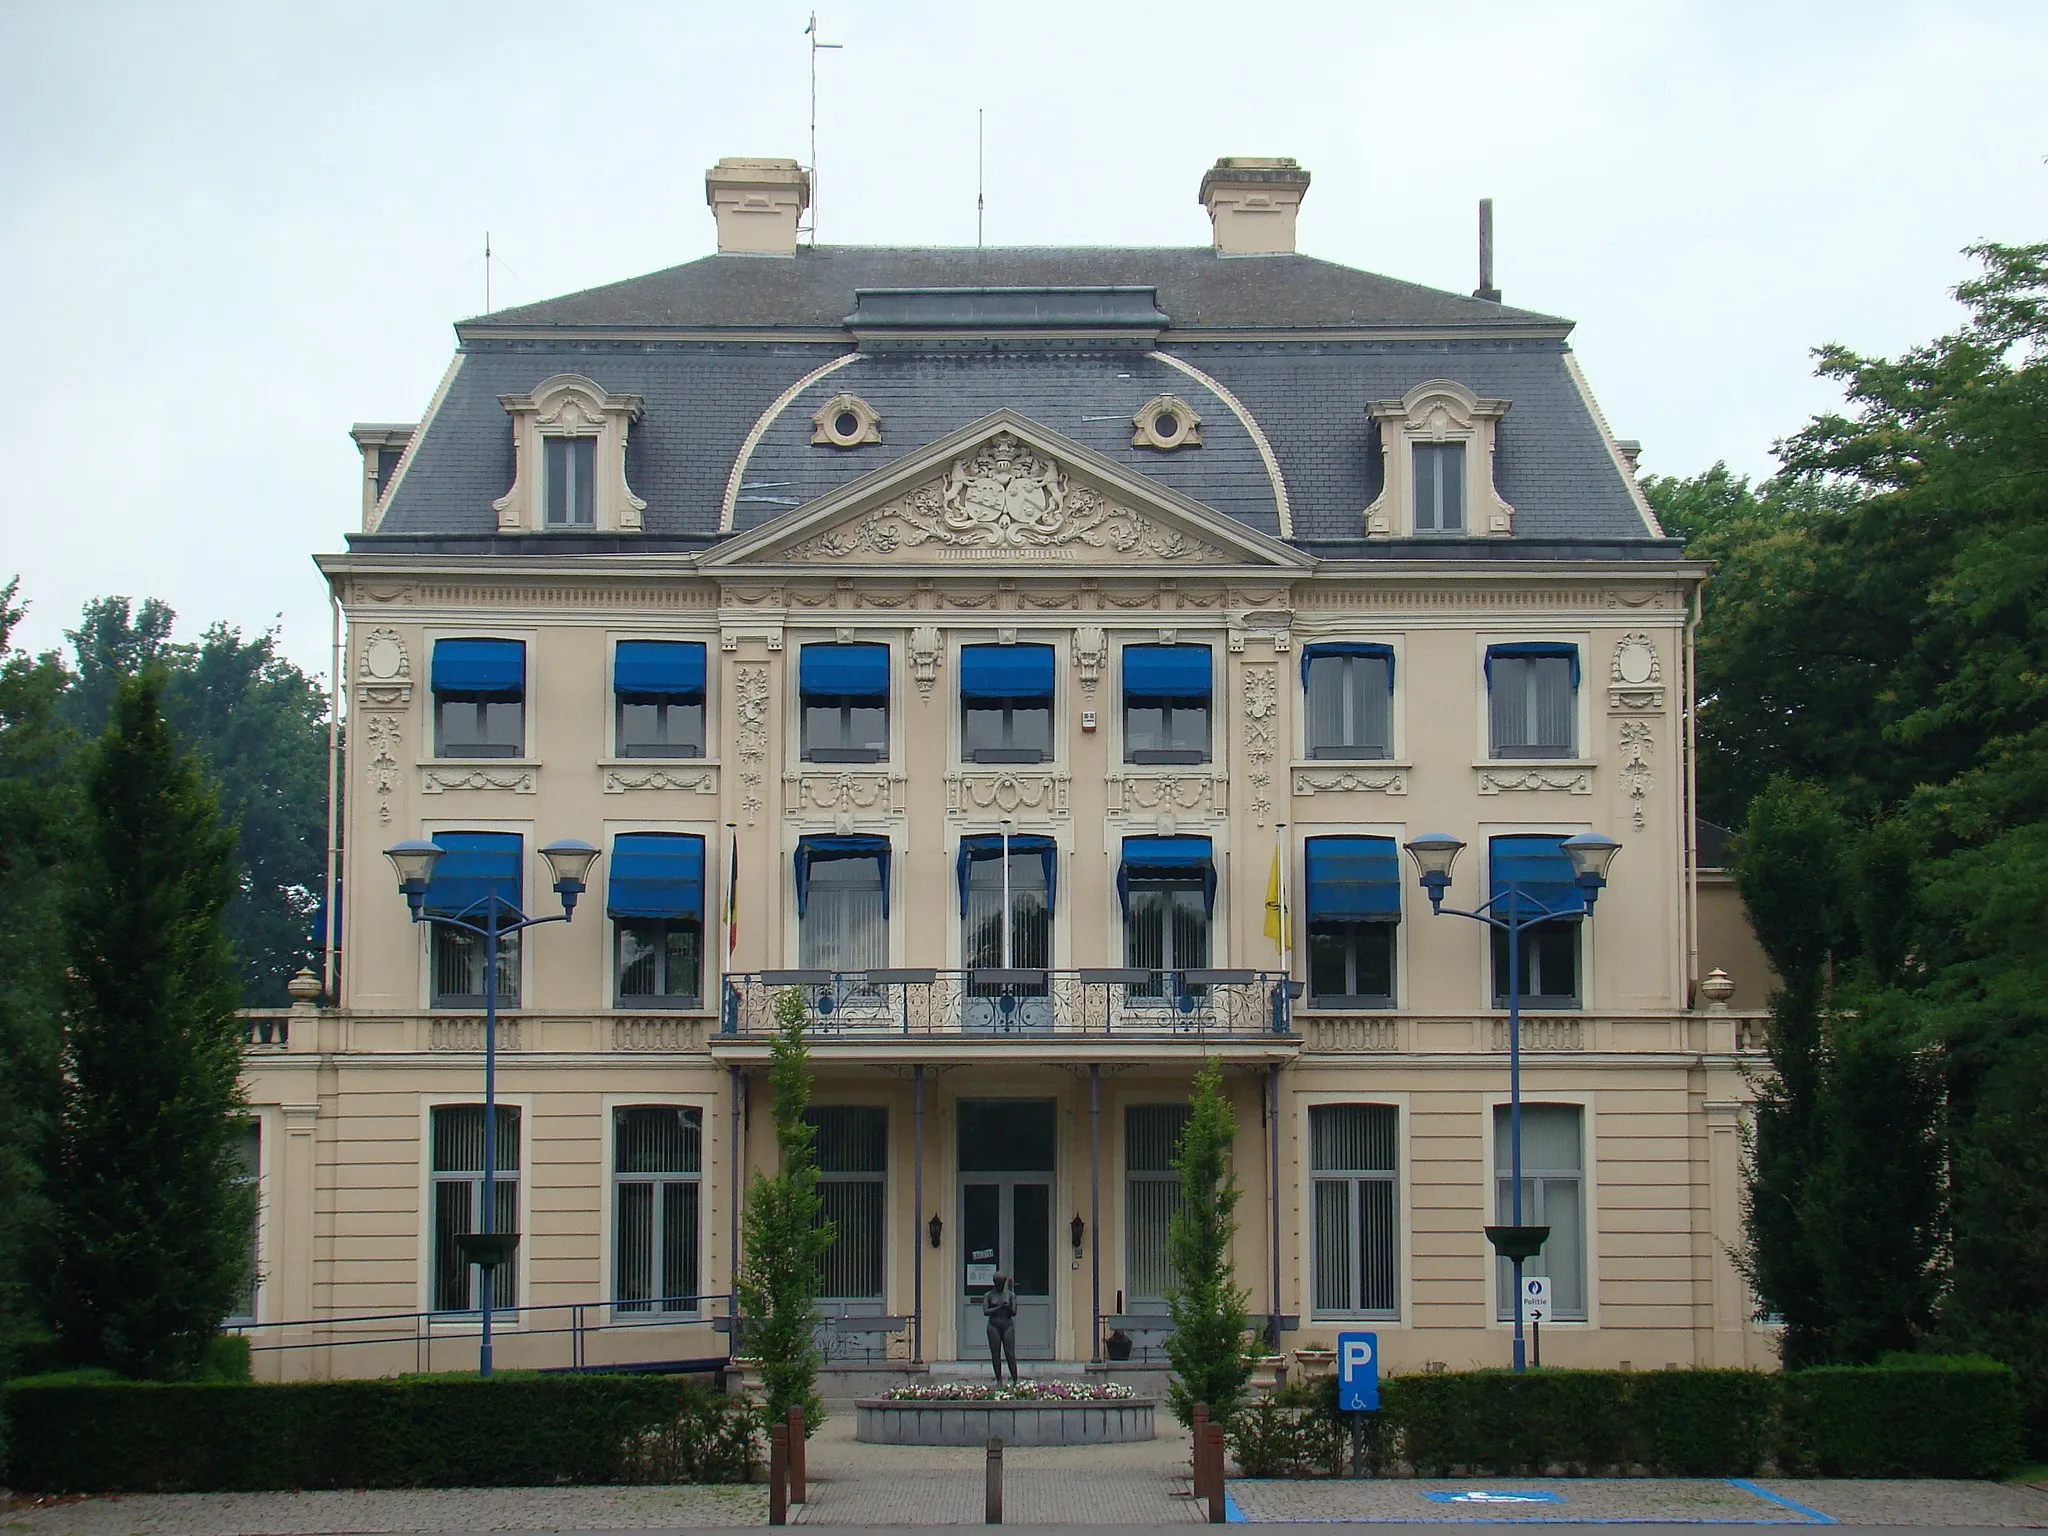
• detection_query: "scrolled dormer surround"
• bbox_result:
[493,374,647,534]
[1363,379,1515,538]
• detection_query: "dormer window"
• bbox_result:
[493,374,646,534]
[1365,380,1514,538]
[544,437,596,527]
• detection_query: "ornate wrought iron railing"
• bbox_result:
[721,968,1300,1039]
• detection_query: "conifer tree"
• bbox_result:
[1164,1057,1252,1426]
[47,671,251,1378]
[735,989,833,1429]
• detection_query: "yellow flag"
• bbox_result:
[1264,847,1289,952]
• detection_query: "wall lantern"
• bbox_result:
[929,1212,944,1249]
[1070,1213,1086,1251]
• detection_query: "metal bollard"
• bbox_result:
[1191,1404,1210,1500]
[985,1435,1004,1524]
[769,1425,788,1526]
[788,1406,807,1504]
[1205,1423,1226,1524]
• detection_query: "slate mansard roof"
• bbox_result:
[363,245,1672,558]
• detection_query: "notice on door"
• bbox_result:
[967,1264,996,1287]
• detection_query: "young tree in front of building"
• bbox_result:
[1164,1057,1252,1426]
[46,671,253,1378]
[736,988,834,1430]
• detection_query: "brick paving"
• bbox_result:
[1,1485,765,1535]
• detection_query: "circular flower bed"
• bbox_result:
[882,1378,1135,1402]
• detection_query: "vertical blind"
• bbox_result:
[1301,644,1394,757]
[1493,1103,1586,1318]
[808,1107,886,1301]
[432,1105,521,1311]
[1486,645,1578,756]
[1311,1104,1398,1317]
[614,1107,702,1313]
[1126,1104,1190,1303]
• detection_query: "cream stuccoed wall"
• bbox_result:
[231,535,1775,1379]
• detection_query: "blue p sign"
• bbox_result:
[1336,1330,1379,1411]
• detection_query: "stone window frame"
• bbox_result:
[1364,379,1515,538]
[493,373,647,534]
[811,393,882,449]
[1131,394,1203,451]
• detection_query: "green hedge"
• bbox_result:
[1227,1360,2011,1479]
[4,1374,759,1493]
[1780,1357,2021,1478]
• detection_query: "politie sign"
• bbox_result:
[1336,1330,1379,1412]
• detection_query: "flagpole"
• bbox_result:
[1276,820,1291,979]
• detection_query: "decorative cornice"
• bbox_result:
[946,771,1071,819]
[1293,767,1407,796]
[1475,767,1592,796]
[603,764,718,794]
[419,764,538,795]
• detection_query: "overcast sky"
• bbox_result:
[2,1,2042,679]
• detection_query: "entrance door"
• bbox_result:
[956,1099,1057,1360]
[960,1177,1053,1359]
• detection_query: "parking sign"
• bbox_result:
[1519,1275,1551,1324]
[1336,1330,1379,1411]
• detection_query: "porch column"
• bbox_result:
[729,1066,744,1330]
[913,1064,926,1363]
[1089,1064,1102,1363]
[1267,1064,1283,1349]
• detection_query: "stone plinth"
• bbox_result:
[856,1397,1155,1445]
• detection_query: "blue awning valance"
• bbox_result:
[794,834,892,918]
[1484,642,1580,689]
[1489,834,1586,918]
[955,834,1058,915]
[1301,642,1396,690]
[800,643,889,699]
[1122,645,1211,701]
[607,833,706,920]
[432,639,525,696]
[960,644,1055,702]
[424,832,522,918]
[1304,836,1401,921]
[1117,835,1216,914]
[615,641,706,698]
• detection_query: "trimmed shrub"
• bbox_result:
[1397,1370,1629,1476]
[1781,1357,2020,1479]
[4,1373,758,1493]
[1633,1369,1778,1475]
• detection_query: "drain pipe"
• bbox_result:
[730,1065,745,1339]
[1267,1064,1282,1349]
[913,1063,925,1363]
[322,589,342,1002]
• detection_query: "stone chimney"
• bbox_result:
[1197,157,1311,256]
[705,157,812,256]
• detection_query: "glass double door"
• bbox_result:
[959,1177,1053,1359]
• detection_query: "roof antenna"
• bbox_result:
[977,108,985,248]
[1474,198,1502,303]
[802,13,842,245]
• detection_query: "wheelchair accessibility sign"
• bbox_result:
[1336,1331,1379,1411]
[1421,1491,1567,1505]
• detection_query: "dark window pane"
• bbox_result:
[1011,1181,1051,1297]
[957,1099,1056,1172]
[1491,919,1580,1005]
[962,1182,1000,1296]
[663,1180,700,1309]
[615,1107,702,1174]
[432,927,521,1007]
[808,1106,887,1174]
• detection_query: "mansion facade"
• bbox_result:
[239,155,1773,1379]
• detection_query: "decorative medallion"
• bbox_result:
[1608,633,1666,712]
[359,628,411,706]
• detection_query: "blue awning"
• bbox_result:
[424,832,522,919]
[1489,835,1586,918]
[1304,836,1401,921]
[607,833,706,920]
[432,639,525,696]
[1122,645,1211,701]
[1484,642,1580,689]
[794,834,892,918]
[1301,642,1396,690]
[955,834,1058,916]
[800,643,889,699]
[1116,835,1216,914]
[960,644,1054,702]
[615,641,706,698]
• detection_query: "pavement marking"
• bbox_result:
[1422,1492,1570,1505]
[1729,1481,1838,1526]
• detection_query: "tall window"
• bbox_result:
[1125,1104,1190,1305]
[1303,644,1394,759]
[796,837,890,977]
[544,436,596,527]
[431,1104,520,1311]
[614,1107,701,1313]
[808,1106,886,1304]
[615,641,706,758]
[1489,835,1583,1009]
[1123,645,1211,764]
[1494,1103,1585,1320]
[1487,644,1578,758]
[960,836,1053,971]
[425,832,522,1008]
[609,833,705,1007]
[1119,837,1214,996]
[960,644,1054,763]
[1311,1104,1398,1317]
[432,639,525,758]
[1304,836,1399,1008]
[801,643,889,763]
[225,1120,261,1324]
[1414,442,1465,532]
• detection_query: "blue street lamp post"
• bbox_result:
[384,836,602,1377]
[1401,830,1620,1373]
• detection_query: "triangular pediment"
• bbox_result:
[705,411,1308,571]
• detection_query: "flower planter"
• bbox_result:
[857,1396,1156,1445]
[1250,1354,1289,1395]
[1292,1348,1336,1377]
